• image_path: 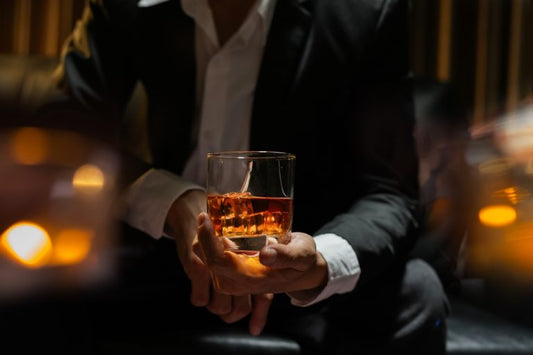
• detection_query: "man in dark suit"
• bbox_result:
[43,0,449,353]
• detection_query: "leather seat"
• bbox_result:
[101,330,303,355]
[447,296,533,355]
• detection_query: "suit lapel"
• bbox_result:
[136,0,196,172]
[250,0,313,149]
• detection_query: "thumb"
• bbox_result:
[259,233,315,271]
[259,243,299,269]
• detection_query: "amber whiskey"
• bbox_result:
[207,192,293,253]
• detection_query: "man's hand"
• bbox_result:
[196,212,329,297]
[166,190,210,306]
[165,191,273,335]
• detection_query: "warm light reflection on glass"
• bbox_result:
[9,127,50,165]
[479,205,517,227]
[72,164,105,192]
[492,186,530,205]
[52,229,92,265]
[1,222,52,268]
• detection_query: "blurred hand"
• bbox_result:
[166,191,271,335]
[196,212,328,297]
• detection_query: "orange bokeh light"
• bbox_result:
[9,127,50,165]
[52,229,93,265]
[72,164,105,192]
[479,205,517,227]
[1,221,52,268]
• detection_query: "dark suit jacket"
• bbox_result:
[50,0,419,293]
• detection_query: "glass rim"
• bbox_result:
[207,150,295,160]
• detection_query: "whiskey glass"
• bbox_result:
[206,151,295,256]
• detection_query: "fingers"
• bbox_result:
[197,212,227,267]
[259,247,278,266]
[189,260,211,307]
[206,287,233,316]
[183,235,211,307]
[219,295,252,324]
[249,293,274,336]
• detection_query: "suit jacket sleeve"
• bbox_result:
[314,0,420,289]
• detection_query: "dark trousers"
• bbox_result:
[265,258,449,355]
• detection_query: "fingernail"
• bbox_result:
[190,294,207,307]
[250,325,261,336]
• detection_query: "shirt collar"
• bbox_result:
[181,0,217,46]
[258,0,278,44]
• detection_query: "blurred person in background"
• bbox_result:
[40,0,449,353]
[409,79,473,296]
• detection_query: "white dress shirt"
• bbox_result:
[130,0,361,306]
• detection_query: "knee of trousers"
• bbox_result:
[394,258,450,339]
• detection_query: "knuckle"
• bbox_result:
[233,301,252,318]
[258,293,274,302]
[208,302,231,316]
[213,278,234,295]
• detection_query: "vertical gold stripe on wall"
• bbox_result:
[59,0,75,56]
[42,0,61,57]
[473,0,489,125]
[13,0,32,55]
[437,0,453,82]
[506,0,523,112]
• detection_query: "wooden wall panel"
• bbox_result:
[0,1,16,53]
[410,0,439,79]
[411,0,532,124]
[13,0,32,55]
[0,0,84,57]
[449,0,478,121]
[524,0,533,101]
[0,0,531,125]
[437,0,453,82]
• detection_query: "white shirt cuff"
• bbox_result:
[122,168,204,239]
[290,233,361,307]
